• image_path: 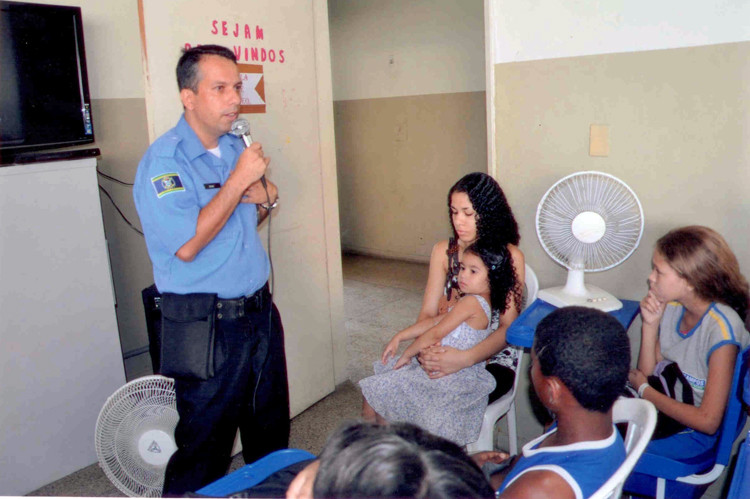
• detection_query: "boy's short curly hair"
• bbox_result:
[534,306,630,412]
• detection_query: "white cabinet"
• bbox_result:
[0,158,126,495]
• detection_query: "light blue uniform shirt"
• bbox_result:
[133,115,269,298]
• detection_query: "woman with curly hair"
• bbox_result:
[418,172,525,402]
[359,242,520,445]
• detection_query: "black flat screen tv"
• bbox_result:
[0,1,94,164]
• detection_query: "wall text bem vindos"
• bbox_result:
[183,19,286,64]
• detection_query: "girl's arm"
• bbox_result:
[394,295,485,369]
[637,290,666,375]
[381,314,447,364]
[638,344,737,434]
[417,240,450,322]
[419,247,525,377]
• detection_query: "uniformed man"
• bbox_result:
[133,44,289,495]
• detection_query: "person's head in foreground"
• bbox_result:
[293,420,495,498]
[492,306,631,498]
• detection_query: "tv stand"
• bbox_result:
[7,147,101,165]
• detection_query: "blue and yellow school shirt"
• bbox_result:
[133,115,269,299]
[659,302,750,407]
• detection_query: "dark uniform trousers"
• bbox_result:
[163,293,290,496]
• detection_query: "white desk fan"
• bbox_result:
[535,171,643,312]
[95,375,178,497]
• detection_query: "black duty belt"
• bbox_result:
[215,283,270,320]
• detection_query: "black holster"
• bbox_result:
[160,292,219,380]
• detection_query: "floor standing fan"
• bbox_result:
[535,171,644,312]
[95,375,178,497]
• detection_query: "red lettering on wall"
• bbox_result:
[185,43,193,50]
[211,20,218,35]
[251,47,259,61]
[233,46,242,60]
[268,50,276,62]
[279,50,284,63]
[245,24,252,39]
[222,21,228,36]
[255,26,264,40]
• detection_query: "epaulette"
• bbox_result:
[152,132,182,158]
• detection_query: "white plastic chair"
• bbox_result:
[589,397,658,499]
[466,264,538,454]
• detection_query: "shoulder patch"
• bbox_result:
[151,173,185,198]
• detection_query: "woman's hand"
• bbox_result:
[640,290,666,327]
[418,345,470,378]
[381,337,401,364]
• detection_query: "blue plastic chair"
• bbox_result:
[727,430,750,499]
[197,448,316,497]
[623,346,750,499]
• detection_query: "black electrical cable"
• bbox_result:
[98,184,144,236]
[252,179,276,412]
[96,167,134,186]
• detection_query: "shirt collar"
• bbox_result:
[175,114,244,164]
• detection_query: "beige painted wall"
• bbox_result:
[329,0,488,263]
[489,3,750,464]
[335,92,487,261]
[493,40,750,454]
[329,0,485,100]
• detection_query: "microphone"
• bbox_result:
[230,118,267,188]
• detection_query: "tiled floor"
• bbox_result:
[343,254,429,383]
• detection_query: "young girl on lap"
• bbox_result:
[418,173,524,399]
[359,242,518,445]
[630,226,750,458]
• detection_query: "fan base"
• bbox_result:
[538,285,623,312]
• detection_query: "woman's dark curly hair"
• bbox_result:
[464,242,522,315]
[447,172,520,248]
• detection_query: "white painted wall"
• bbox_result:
[329,0,485,100]
[490,0,750,64]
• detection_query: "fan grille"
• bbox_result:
[95,375,178,497]
[536,171,643,272]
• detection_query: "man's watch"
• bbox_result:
[259,197,279,210]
